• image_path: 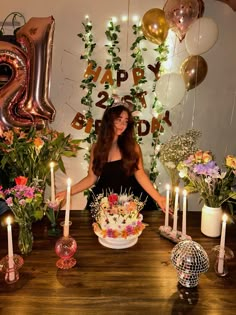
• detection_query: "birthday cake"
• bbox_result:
[90,193,146,249]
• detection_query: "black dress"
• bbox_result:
[86,160,159,211]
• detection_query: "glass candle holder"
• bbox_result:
[54,221,77,269]
[0,254,24,284]
[212,245,234,277]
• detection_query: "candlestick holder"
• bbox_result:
[0,254,24,284]
[159,226,192,243]
[211,245,234,277]
[55,221,77,269]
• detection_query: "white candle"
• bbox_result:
[50,162,55,202]
[6,217,15,281]
[218,214,227,274]
[172,187,179,232]
[64,178,71,237]
[182,190,187,237]
[164,184,170,227]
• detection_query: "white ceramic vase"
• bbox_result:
[201,204,222,237]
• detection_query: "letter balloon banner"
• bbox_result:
[0,16,56,130]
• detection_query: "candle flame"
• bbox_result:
[6,216,11,225]
[183,189,187,196]
[222,214,227,222]
[50,161,55,168]
[67,178,72,186]
[175,187,179,193]
[166,184,170,190]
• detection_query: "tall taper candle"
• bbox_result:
[164,184,170,227]
[64,178,71,237]
[6,217,15,281]
[172,187,179,232]
[182,190,187,237]
[218,214,227,274]
[50,162,55,202]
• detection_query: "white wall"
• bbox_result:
[1,0,236,210]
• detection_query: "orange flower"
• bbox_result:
[226,155,236,169]
[34,137,44,149]
[202,151,213,163]
[194,150,203,163]
[15,176,28,186]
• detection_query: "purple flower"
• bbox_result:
[107,228,114,237]
[193,161,219,176]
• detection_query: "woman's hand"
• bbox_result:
[156,194,173,215]
[56,190,67,207]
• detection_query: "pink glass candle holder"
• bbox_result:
[54,221,77,269]
[212,245,234,277]
[0,254,24,284]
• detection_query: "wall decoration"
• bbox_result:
[0,14,55,130]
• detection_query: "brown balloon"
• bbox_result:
[180,55,208,91]
[141,8,169,45]
[16,16,56,124]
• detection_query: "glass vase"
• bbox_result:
[18,221,34,255]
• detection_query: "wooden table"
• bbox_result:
[0,210,236,315]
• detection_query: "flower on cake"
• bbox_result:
[90,192,146,239]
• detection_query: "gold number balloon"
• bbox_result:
[0,16,56,130]
[141,8,169,45]
[180,55,208,91]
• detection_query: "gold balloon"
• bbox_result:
[181,55,208,91]
[141,8,169,45]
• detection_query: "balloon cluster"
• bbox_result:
[141,0,219,109]
[0,16,56,130]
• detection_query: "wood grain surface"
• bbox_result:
[0,210,236,315]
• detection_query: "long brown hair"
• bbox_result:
[92,105,139,176]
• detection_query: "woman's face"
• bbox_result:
[113,110,129,137]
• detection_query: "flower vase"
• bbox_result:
[201,205,222,237]
[48,222,61,237]
[18,221,34,255]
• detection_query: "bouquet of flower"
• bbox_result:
[159,129,201,189]
[0,176,44,254]
[0,126,82,189]
[177,150,236,208]
[90,192,146,239]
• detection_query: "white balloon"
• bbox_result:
[185,17,219,55]
[156,73,186,109]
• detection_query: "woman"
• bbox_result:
[56,102,166,212]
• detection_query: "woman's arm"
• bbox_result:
[56,144,98,201]
[134,144,166,212]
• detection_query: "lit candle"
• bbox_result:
[172,187,179,232]
[218,214,227,274]
[6,217,15,281]
[164,184,170,227]
[50,162,55,202]
[64,178,71,237]
[182,190,187,237]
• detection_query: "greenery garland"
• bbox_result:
[104,20,121,104]
[77,17,97,162]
